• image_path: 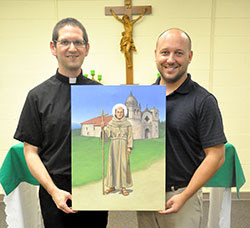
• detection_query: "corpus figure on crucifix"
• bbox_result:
[105,0,152,84]
[110,8,146,68]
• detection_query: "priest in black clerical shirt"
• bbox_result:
[14,18,108,228]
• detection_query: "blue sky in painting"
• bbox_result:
[71,85,166,126]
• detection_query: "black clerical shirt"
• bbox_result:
[14,70,100,175]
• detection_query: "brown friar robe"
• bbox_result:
[104,115,133,188]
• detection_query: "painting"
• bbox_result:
[71,85,166,210]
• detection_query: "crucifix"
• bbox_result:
[105,0,152,85]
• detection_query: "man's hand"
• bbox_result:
[51,188,77,214]
[158,193,186,214]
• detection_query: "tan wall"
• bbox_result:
[0,0,249,193]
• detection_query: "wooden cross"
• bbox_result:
[97,110,109,194]
[105,0,152,85]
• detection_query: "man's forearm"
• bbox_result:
[23,142,75,214]
[23,142,58,194]
[160,144,225,214]
[181,144,225,201]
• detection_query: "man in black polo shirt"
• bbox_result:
[14,18,108,227]
[137,28,226,227]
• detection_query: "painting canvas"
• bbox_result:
[71,85,166,210]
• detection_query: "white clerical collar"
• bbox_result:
[69,77,77,84]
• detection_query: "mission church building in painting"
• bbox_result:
[80,92,159,140]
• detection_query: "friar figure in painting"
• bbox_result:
[101,104,133,196]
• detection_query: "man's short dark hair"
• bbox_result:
[52,17,88,47]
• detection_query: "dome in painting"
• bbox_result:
[125,92,138,107]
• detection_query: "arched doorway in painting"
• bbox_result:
[145,128,150,139]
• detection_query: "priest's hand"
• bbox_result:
[51,188,77,214]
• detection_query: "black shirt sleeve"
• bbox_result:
[14,90,43,147]
[197,94,227,149]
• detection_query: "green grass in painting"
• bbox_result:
[72,123,165,187]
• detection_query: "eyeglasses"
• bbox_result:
[55,39,86,47]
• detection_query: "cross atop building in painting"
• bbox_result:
[105,0,152,84]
